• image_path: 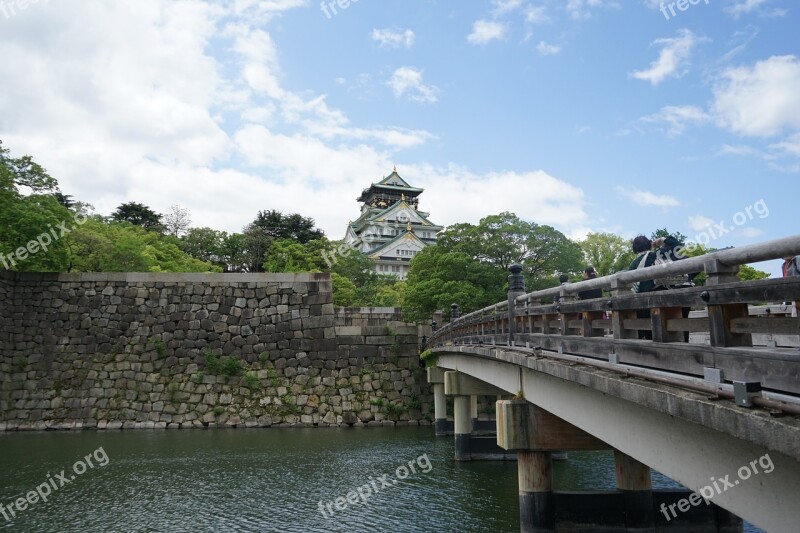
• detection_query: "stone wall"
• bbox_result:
[0,272,431,430]
[0,271,11,358]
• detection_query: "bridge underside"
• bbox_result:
[433,345,800,533]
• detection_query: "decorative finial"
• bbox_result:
[393,165,397,173]
[407,222,412,232]
[401,193,405,201]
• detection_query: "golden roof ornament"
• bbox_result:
[407,222,412,232]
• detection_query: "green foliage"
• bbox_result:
[404,212,582,322]
[383,401,406,419]
[408,392,421,411]
[111,202,164,231]
[652,228,689,245]
[213,405,225,416]
[331,272,358,307]
[243,371,261,390]
[738,264,770,281]
[203,348,242,378]
[204,349,222,374]
[0,141,73,271]
[262,238,328,273]
[243,210,325,272]
[167,382,179,403]
[266,368,280,388]
[66,217,220,273]
[419,349,438,368]
[579,232,636,276]
[153,338,166,359]
[12,355,27,372]
[220,357,242,378]
[278,393,298,416]
[190,372,204,384]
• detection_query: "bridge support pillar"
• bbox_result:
[615,450,655,531]
[446,371,509,460]
[453,395,472,461]
[470,395,478,430]
[519,451,554,533]
[427,367,450,437]
[497,399,611,533]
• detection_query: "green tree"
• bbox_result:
[66,218,219,273]
[263,238,328,272]
[242,210,325,272]
[180,227,228,266]
[111,202,164,231]
[0,140,73,271]
[404,212,581,321]
[403,246,505,322]
[331,272,358,307]
[438,212,582,281]
[580,232,636,276]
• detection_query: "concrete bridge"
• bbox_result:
[426,235,800,533]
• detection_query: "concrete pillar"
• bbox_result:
[454,395,472,461]
[428,367,448,437]
[614,450,654,531]
[471,395,478,429]
[519,451,554,533]
[434,383,447,436]
[497,400,611,533]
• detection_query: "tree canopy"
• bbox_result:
[403,212,582,322]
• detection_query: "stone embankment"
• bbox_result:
[0,272,432,430]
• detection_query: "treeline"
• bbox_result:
[0,140,402,306]
[1,140,769,320]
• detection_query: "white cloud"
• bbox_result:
[371,28,415,48]
[467,20,506,45]
[725,0,787,18]
[387,67,440,103]
[717,144,761,157]
[410,166,589,236]
[614,187,681,208]
[738,227,765,238]
[770,133,800,158]
[712,55,800,137]
[492,0,523,15]
[525,5,549,23]
[0,0,444,239]
[631,29,706,85]
[688,215,715,231]
[566,0,618,19]
[536,41,561,55]
[639,105,710,137]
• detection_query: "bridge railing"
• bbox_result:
[430,235,800,396]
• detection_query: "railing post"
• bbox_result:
[610,278,639,340]
[450,304,460,344]
[508,264,525,346]
[704,259,752,348]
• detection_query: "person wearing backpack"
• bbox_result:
[629,234,694,340]
[783,256,800,278]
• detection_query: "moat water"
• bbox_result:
[0,428,763,532]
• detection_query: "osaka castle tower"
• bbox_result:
[344,168,443,279]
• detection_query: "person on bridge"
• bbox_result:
[782,256,799,317]
[578,267,603,300]
[553,273,570,303]
[628,235,694,340]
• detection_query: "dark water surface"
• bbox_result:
[0,428,763,532]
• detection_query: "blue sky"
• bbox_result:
[0,0,797,274]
